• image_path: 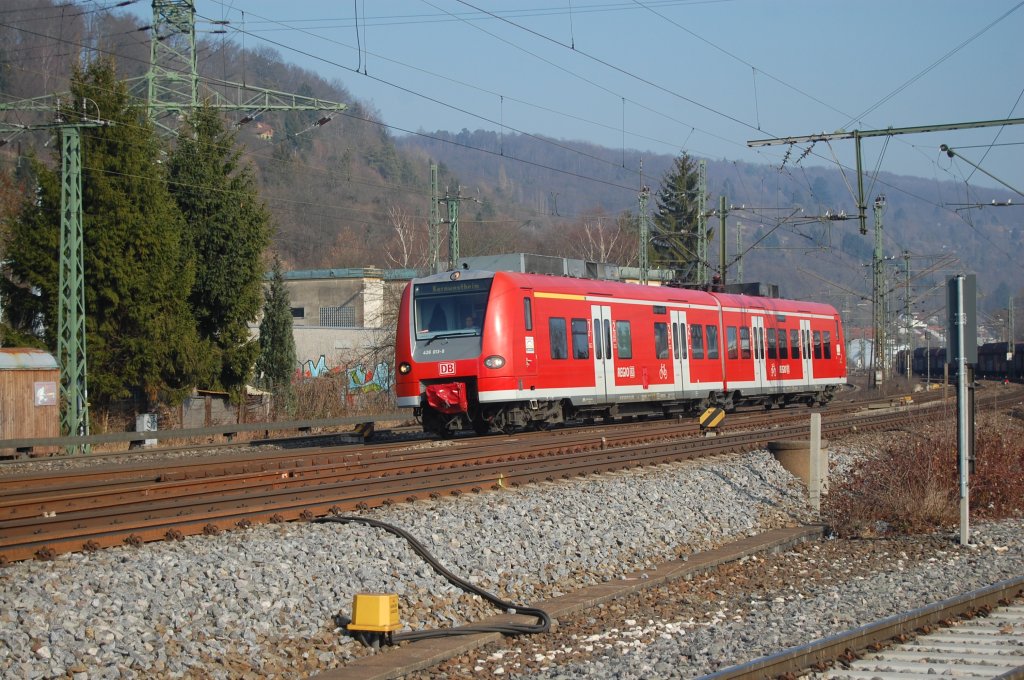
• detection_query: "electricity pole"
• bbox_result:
[638,185,651,285]
[2,105,111,451]
[872,196,886,387]
[904,250,912,380]
[0,1,350,444]
[719,196,727,285]
[429,163,441,273]
[696,160,708,286]
[748,119,1024,388]
[437,188,478,270]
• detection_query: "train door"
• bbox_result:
[751,315,766,391]
[591,304,613,401]
[670,309,691,394]
[800,319,814,385]
[516,293,538,390]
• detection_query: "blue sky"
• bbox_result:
[127,0,1022,196]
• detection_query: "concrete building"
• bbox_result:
[274,267,417,382]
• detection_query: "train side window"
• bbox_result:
[779,329,789,359]
[593,318,602,360]
[766,328,777,360]
[739,327,751,359]
[823,331,832,359]
[524,298,533,331]
[791,329,801,360]
[813,331,822,359]
[726,326,738,360]
[672,322,679,359]
[549,318,568,360]
[616,320,633,359]
[691,324,704,359]
[707,325,719,360]
[572,318,589,359]
[654,322,669,359]
[604,319,612,359]
[679,323,687,359]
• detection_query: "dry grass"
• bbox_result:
[824,409,1024,537]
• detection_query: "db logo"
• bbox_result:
[438,362,456,375]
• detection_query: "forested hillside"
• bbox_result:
[2,0,1021,322]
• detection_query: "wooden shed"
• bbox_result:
[0,348,60,456]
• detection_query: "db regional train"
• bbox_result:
[395,269,847,437]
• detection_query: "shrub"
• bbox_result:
[824,410,1024,537]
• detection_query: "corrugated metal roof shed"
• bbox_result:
[0,348,60,456]
[0,348,59,370]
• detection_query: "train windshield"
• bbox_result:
[413,278,492,339]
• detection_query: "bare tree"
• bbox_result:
[562,211,638,266]
[383,203,427,269]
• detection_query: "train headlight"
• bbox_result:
[483,355,506,369]
[398,362,412,374]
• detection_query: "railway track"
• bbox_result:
[705,577,1024,679]
[0,401,929,565]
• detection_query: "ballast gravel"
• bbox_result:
[0,436,1022,679]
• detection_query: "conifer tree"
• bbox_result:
[1,57,201,409]
[168,104,271,398]
[255,256,297,415]
[652,152,709,283]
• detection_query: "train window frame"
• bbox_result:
[726,326,738,360]
[616,320,633,359]
[823,331,832,359]
[654,322,669,359]
[790,329,801,360]
[672,322,679,359]
[549,317,568,360]
[594,317,603,360]
[691,324,705,360]
[571,318,590,360]
[766,328,778,360]
[813,330,822,359]
[739,327,751,359]
[604,319,612,359]
[524,297,533,331]
[779,329,789,359]
[706,325,719,360]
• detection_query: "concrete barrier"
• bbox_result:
[767,439,829,494]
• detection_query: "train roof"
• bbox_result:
[412,269,839,316]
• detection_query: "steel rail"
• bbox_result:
[0,408,910,565]
[699,576,1024,679]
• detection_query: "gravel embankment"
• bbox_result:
[1,432,1021,679]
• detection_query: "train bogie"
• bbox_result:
[395,270,847,437]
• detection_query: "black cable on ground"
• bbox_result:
[315,515,551,642]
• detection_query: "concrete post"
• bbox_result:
[809,413,822,515]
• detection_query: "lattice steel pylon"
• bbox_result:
[1,1,350,446]
[147,0,198,121]
[143,0,348,133]
[58,126,90,448]
[695,159,708,286]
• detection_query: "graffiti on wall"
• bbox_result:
[297,355,341,379]
[347,362,391,393]
[296,355,392,393]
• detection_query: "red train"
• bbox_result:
[395,269,847,437]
